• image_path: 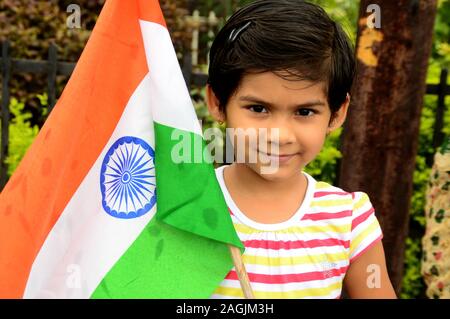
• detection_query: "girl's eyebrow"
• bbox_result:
[238,95,326,109]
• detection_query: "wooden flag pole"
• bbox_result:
[228,244,254,299]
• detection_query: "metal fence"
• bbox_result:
[0,38,449,190]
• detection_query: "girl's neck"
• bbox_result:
[224,163,306,199]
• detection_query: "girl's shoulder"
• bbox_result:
[307,173,373,210]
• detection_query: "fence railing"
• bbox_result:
[1,39,449,190]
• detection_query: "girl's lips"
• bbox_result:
[258,150,299,163]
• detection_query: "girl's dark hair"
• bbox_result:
[207,0,356,118]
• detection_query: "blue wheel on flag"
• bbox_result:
[100,136,156,219]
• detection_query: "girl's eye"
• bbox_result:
[296,109,316,117]
[247,105,268,113]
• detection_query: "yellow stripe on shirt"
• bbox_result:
[353,193,370,210]
[315,181,332,189]
[243,251,348,266]
[213,281,343,299]
[349,218,380,256]
[310,198,353,207]
[233,222,350,235]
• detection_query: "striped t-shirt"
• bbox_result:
[211,165,383,299]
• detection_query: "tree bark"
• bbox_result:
[339,0,437,295]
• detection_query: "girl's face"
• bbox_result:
[207,71,349,182]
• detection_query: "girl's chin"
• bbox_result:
[245,162,303,180]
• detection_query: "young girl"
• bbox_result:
[205,0,397,299]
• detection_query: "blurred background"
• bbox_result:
[0,0,449,299]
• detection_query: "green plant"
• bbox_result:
[304,128,342,185]
[400,237,427,299]
[1,97,41,176]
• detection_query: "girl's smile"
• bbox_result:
[257,149,300,164]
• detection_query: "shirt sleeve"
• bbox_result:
[349,191,383,263]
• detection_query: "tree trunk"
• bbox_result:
[339,0,437,295]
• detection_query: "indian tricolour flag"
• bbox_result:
[0,0,243,298]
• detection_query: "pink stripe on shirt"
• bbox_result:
[225,265,349,284]
[351,207,375,231]
[244,238,350,250]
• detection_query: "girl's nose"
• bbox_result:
[267,119,296,147]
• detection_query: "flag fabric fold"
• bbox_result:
[0,0,242,299]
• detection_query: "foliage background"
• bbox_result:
[0,0,449,298]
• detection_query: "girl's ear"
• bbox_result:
[327,93,350,134]
[206,84,226,123]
